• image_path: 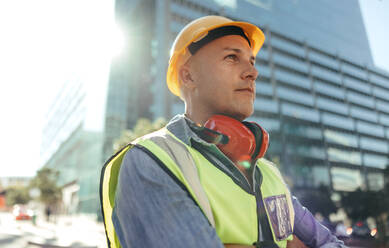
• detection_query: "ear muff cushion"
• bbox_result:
[242,121,263,160]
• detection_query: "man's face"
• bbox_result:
[187,35,258,121]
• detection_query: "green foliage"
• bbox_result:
[30,168,62,206]
[113,117,167,152]
[5,186,31,206]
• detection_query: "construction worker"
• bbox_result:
[100,16,346,248]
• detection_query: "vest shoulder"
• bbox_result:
[257,158,284,178]
[133,127,170,144]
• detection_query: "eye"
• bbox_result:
[225,54,238,61]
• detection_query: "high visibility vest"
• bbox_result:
[100,128,294,248]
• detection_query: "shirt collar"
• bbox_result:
[166,114,213,147]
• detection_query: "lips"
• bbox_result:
[235,87,254,93]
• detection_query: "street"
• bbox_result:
[0,211,107,248]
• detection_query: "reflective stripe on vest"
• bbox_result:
[100,128,294,248]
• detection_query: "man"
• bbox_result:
[100,16,346,248]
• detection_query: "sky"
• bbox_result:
[0,0,388,178]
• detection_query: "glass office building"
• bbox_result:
[41,75,107,214]
[104,0,389,193]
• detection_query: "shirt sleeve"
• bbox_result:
[292,196,347,248]
[112,146,224,248]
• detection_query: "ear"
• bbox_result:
[178,64,196,91]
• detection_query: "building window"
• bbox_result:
[274,68,311,89]
[317,97,348,115]
[308,50,338,70]
[376,100,389,114]
[346,91,375,108]
[367,172,384,191]
[313,80,345,100]
[343,76,370,94]
[372,86,389,101]
[281,102,320,122]
[286,143,326,160]
[254,98,278,113]
[327,147,361,165]
[277,86,314,106]
[284,122,322,140]
[356,120,385,137]
[249,116,280,132]
[273,52,308,74]
[331,167,363,191]
[350,106,378,122]
[370,72,389,90]
[363,153,388,169]
[341,62,367,80]
[271,36,305,58]
[323,129,358,147]
[311,65,341,85]
[321,112,354,130]
[360,136,388,153]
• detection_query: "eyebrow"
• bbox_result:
[223,47,256,63]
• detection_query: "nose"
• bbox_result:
[241,62,258,82]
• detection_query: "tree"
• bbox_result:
[30,168,62,207]
[5,186,31,206]
[113,117,167,152]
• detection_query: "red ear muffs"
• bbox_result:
[203,115,269,164]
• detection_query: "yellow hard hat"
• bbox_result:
[166,15,265,97]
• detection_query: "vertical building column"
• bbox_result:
[151,0,170,120]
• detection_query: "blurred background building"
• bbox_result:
[41,0,389,214]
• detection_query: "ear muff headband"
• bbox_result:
[243,121,263,160]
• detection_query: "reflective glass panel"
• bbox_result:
[360,136,388,153]
[341,62,367,80]
[343,76,370,93]
[281,102,320,122]
[327,147,361,165]
[350,106,378,122]
[317,97,348,115]
[363,153,388,169]
[284,122,322,139]
[367,173,384,191]
[257,64,271,79]
[277,86,314,106]
[249,116,281,132]
[347,91,375,108]
[321,112,354,130]
[376,100,389,114]
[311,65,341,85]
[275,69,311,89]
[308,51,338,70]
[372,86,389,101]
[287,143,326,160]
[356,121,385,137]
[273,52,308,73]
[324,129,358,147]
[254,98,278,113]
[331,167,363,191]
[256,81,273,96]
[271,37,305,57]
[314,80,345,99]
[371,73,389,90]
[382,113,389,125]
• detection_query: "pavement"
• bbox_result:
[0,211,107,248]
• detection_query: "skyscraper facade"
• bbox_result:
[104,0,389,193]
[105,0,389,194]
